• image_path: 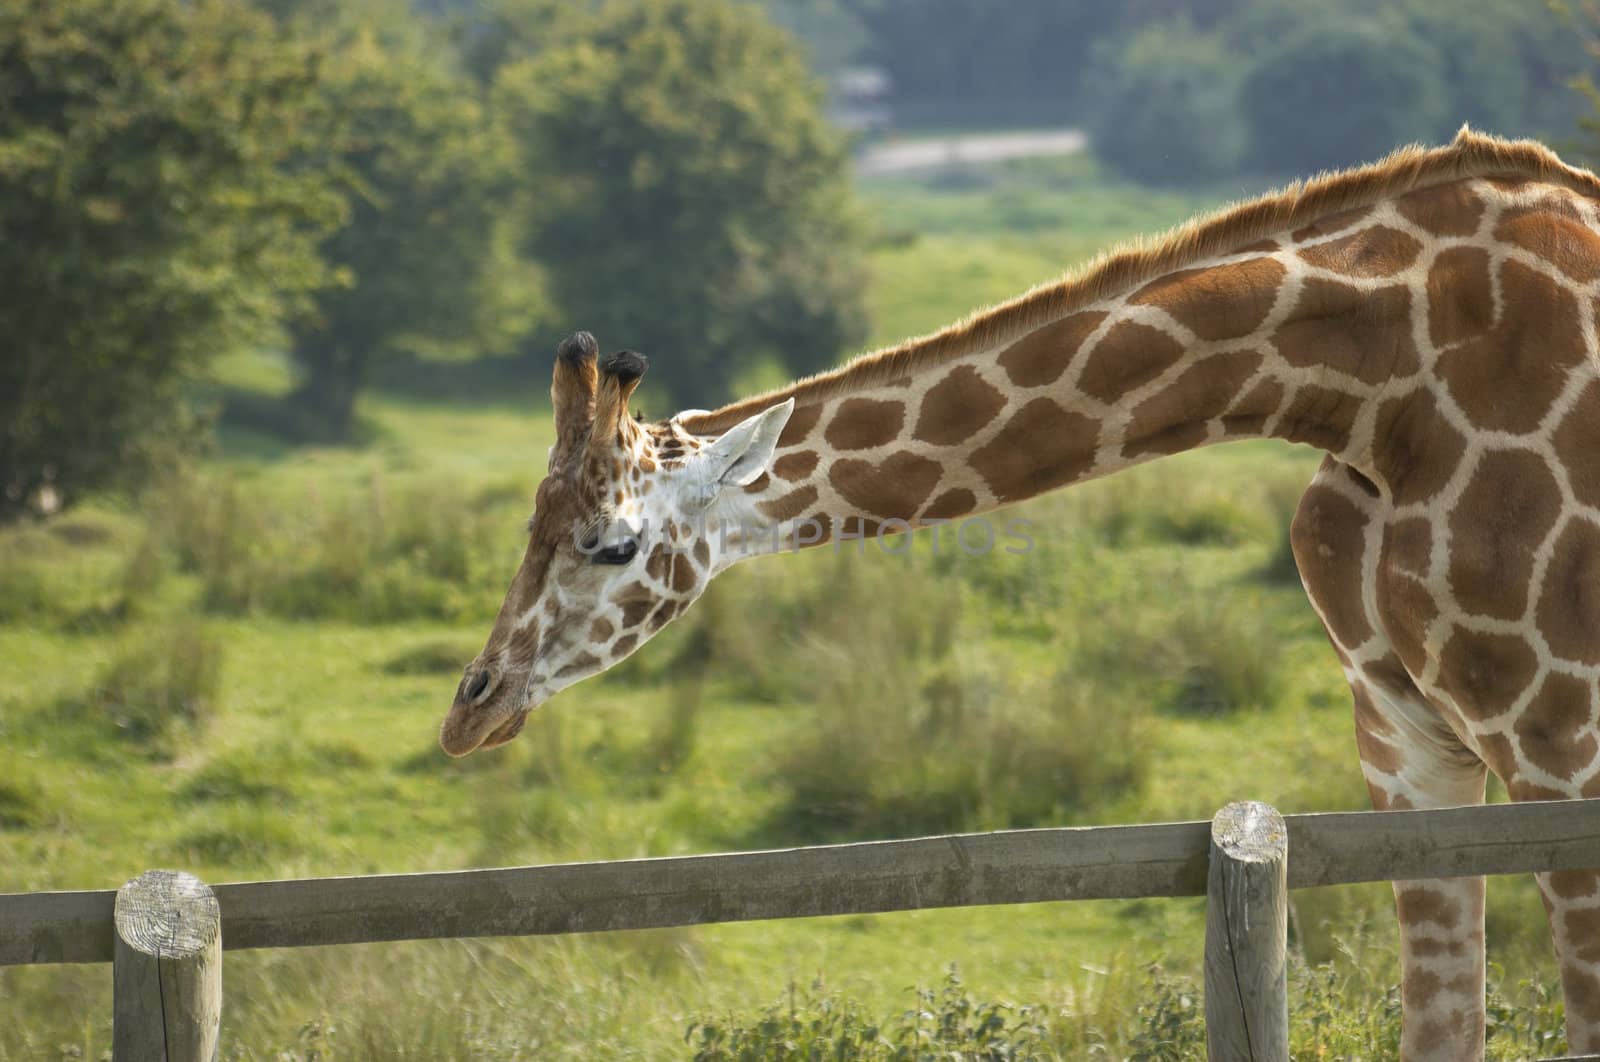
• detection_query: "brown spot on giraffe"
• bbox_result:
[830,451,943,519]
[1234,238,1280,253]
[825,398,904,450]
[1545,870,1599,901]
[1437,259,1587,434]
[1078,321,1187,403]
[615,583,654,629]
[589,618,614,642]
[760,484,820,523]
[1129,257,1285,341]
[1277,382,1362,454]
[1567,959,1600,1021]
[1373,388,1466,505]
[1426,247,1494,349]
[1407,937,1468,959]
[772,450,819,481]
[1273,279,1419,384]
[1292,484,1375,646]
[1448,449,1563,620]
[669,553,697,595]
[996,310,1107,388]
[1556,383,1600,508]
[612,633,637,657]
[1297,224,1423,278]
[970,398,1099,503]
[1379,575,1438,682]
[1291,206,1369,242]
[1353,685,1405,774]
[777,403,823,446]
[648,600,677,631]
[1437,627,1541,721]
[1538,519,1600,666]
[1495,197,1600,283]
[1383,518,1432,580]
[922,488,977,520]
[1394,180,1485,236]
[741,473,770,495]
[554,652,601,682]
[914,365,1007,445]
[1567,907,1600,966]
[1515,672,1598,780]
[1222,377,1283,437]
[1396,886,1461,929]
[1367,654,1416,702]
[1122,349,1262,458]
[645,545,670,583]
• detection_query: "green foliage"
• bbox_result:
[1085,0,1587,185]
[284,24,533,439]
[687,968,1048,1061]
[1085,21,1249,185]
[151,471,518,623]
[497,0,869,405]
[0,0,342,521]
[1239,15,1448,173]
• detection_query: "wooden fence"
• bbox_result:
[7,797,1600,1061]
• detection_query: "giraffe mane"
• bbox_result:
[681,127,1600,436]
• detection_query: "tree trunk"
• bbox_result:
[290,340,368,442]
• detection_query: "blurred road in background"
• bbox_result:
[856,129,1086,177]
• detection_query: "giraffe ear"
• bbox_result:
[696,398,795,497]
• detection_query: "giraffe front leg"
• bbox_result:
[1356,680,1488,1061]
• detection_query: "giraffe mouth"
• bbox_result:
[479,707,530,751]
[439,700,533,757]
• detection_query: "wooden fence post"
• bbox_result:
[113,870,221,1062]
[1204,801,1288,1062]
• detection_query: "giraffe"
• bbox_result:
[440,129,1600,1058]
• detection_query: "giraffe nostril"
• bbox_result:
[465,670,493,704]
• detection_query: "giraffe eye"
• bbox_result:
[593,539,638,566]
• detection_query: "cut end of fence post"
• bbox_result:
[113,869,222,1062]
[1205,801,1288,1062]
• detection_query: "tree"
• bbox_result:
[1085,21,1249,186]
[1238,15,1449,174]
[0,0,340,522]
[497,0,868,407]
[279,27,528,438]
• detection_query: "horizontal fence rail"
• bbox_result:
[7,797,1600,968]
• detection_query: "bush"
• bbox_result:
[687,968,1048,1062]
[1086,21,1249,186]
[759,554,1148,842]
[152,471,518,623]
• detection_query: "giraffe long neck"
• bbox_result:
[725,175,1569,549]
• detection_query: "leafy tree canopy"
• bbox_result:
[0,0,341,521]
[497,0,868,407]
[278,20,533,438]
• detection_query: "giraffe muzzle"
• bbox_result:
[439,666,531,757]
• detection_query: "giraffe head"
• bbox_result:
[439,332,793,756]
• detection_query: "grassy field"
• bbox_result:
[0,156,1570,1058]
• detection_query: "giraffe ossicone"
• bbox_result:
[442,129,1600,1060]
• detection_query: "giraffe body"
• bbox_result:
[443,130,1600,1057]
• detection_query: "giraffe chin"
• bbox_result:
[439,705,531,758]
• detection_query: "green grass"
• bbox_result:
[0,162,1571,1057]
